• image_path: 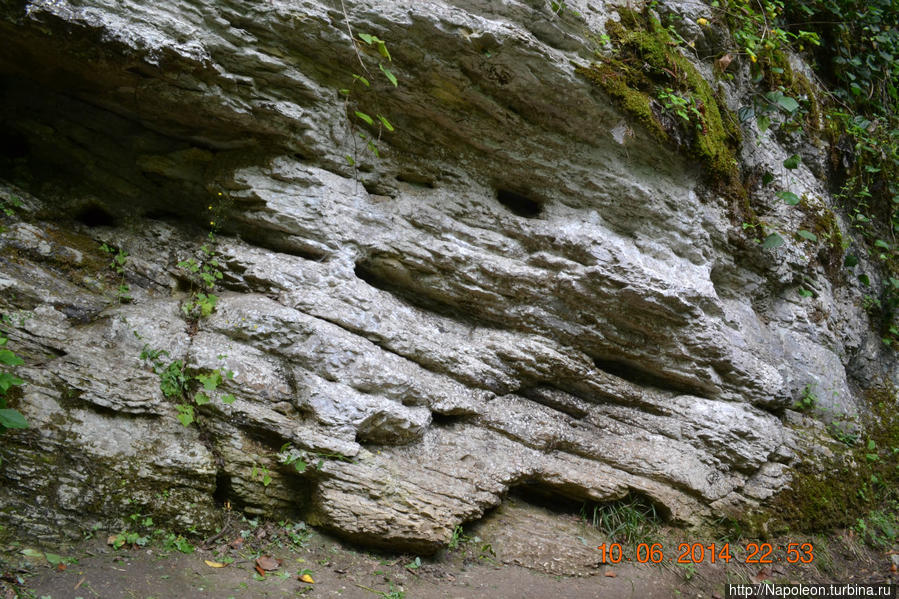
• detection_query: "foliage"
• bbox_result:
[338,1,399,168]
[0,330,27,456]
[141,345,236,427]
[177,234,223,319]
[769,385,899,547]
[278,443,352,474]
[0,194,22,234]
[794,383,818,412]
[717,0,899,345]
[576,7,742,185]
[581,495,661,546]
[99,242,132,303]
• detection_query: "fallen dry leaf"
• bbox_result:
[299,573,315,584]
[56,564,66,572]
[229,537,244,549]
[255,555,280,571]
[752,566,772,583]
[204,560,227,568]
[716,53,733,72]
[254,564,265,577]
[604,570,617,578]
[890,563,897,573]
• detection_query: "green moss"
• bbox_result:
[797,202,845,282]
[765,385,899,545]
[574,62,668,143]
[577,8,743,186]
[761,53,823,135]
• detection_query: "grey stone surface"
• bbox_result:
[0,0,893,551]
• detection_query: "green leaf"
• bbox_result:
[354,111,374,126]
[358,33,374,45]
[0,349,24,366]
[757,114,770,133]
[352,74,370,87]
[797,230,818,242]
[798,288,814,298]
[761,172,774,186]
[376,40,391,61]
[0,409,28,429]
[196,372,221,391]
[176,404,194,427]
[776,95,800,113]
[194,391,211,406]
[890,277,899,289]
[44,553,63,565]
[783,154,801,169]
[377,114,395,132]
[761,233,784,249]
[221,394,236,405]
[345,155,356,166]
[776,190,800,205]
[874,239,890,249]
[0,372,24,393]
[21,549,44,559]
[379,63,397,87]
[844,254,859,267]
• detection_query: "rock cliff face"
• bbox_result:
[0,0,892,551]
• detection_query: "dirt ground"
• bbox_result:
[4,497,898,599]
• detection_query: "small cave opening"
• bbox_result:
[74,204,117,228]
[430,412,471,427]
[496,188,542,218]
[395,173,436,189]
[509,481,669,541]
[212,472,233,506]
[592,356,709,398]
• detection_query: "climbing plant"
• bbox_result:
[338,0,399,169]
[0,329,27,456]
[715,0,899,345]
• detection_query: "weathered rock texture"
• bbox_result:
[0,0,893,551]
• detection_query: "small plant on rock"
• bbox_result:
[0,330,27,452]
[141,345,236,426]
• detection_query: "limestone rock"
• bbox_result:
[0,0,892,551]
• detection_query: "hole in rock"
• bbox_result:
[430,412,471,427]
[510,482,668,539]
[213,472,232,506]
[74,204,116,228]
[592,356,709,398]
[496,188,542,218]
[395,173,435,189]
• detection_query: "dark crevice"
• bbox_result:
[429,412,472,427]
[74,204,116,228]
[212,472,232,506]
[592,356,711,399]
[353,259,489,330]
[395,173,435,189]
[143,209,184,222]
[235,231,329,263]
[508,480,592,512]
[496,188,542,218]
[519,385,589,418]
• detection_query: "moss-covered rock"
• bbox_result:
[576,8,742,184]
